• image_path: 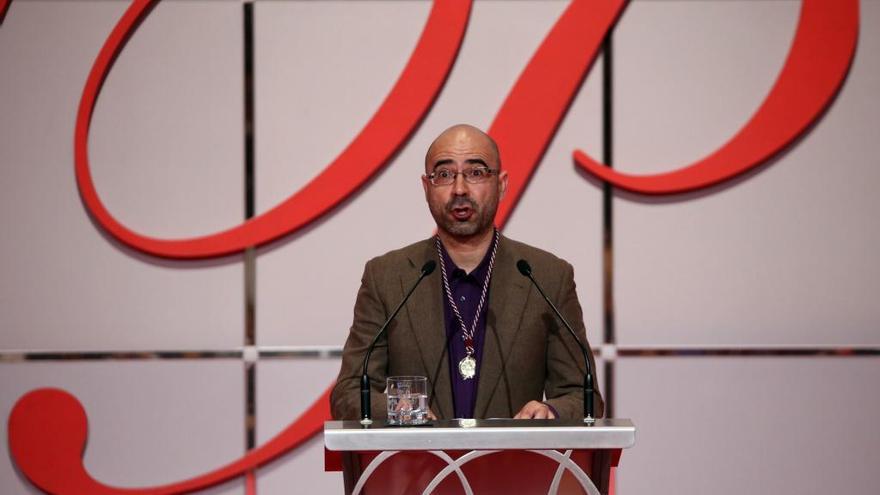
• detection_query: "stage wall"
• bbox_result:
[1,0,878,493]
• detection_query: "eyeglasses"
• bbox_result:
[427,166,498,186]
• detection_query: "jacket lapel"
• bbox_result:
[474,236,530,418]
[402,240,454,419]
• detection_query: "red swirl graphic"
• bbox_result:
[489,0,627,226]
[74,0,472,259]
[0,0,12,24]
[8,387,331,494]
[573,0,859,194]
[72,0,857,254]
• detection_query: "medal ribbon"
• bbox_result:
[436,231,499,368]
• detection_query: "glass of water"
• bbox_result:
[386,376,429,426]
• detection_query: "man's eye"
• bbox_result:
[436,170,453,179]
[470,168,486,178]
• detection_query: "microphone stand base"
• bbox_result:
[583,416,596,425]
[359,418,373,426]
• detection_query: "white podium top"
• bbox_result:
[324,418,635,451]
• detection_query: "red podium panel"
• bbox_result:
[325,419,635,495]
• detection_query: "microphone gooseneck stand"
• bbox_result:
[516,259,596,425]
[360,260,436,426]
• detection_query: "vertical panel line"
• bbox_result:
[601,32,615,419]
[243,0,257,475]
[602,36,614,346]
[603,360,614,419]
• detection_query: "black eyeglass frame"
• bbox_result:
[426,166,499,186]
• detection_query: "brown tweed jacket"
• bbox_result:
[330,235,604,420]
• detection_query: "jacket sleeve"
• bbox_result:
[330,259,391,420]
[542,261,605,420]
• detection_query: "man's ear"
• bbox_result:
[498,169,509,199]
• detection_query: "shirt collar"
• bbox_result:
[437,231,498,282]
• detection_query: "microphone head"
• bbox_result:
[421,260,437,275]
[516,259,532,277]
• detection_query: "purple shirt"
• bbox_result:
[438,236,497,419]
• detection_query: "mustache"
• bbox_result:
[445,196,477,211]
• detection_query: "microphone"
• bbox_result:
[360,260,436,425]
[516,259,596,424]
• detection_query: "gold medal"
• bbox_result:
[458,355,477,380]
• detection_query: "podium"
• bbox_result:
[324,418,635,495]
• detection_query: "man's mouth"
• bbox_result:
[451,206,473,221]
[447,197,477,221]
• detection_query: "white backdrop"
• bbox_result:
[1,1,878,494]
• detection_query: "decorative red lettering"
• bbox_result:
[573,1,859,194]
[0,0,13,24]
[74,0,472,258]
[8,387,332,494]
[489,0,626,225]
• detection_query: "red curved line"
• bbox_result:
[9,386,333,495]
[0,0,11,24]
[489,0,628,228]
[573,0,859,194]
[75,0,472,259]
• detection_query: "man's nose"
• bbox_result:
[452,172,469,195]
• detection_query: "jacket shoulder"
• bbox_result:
[502,237,572,272]
[364,238,434,272]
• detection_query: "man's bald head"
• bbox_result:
[424,124,501,172]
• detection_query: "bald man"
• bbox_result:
[331,125,603,421]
